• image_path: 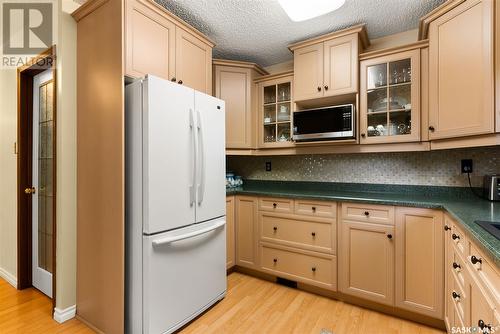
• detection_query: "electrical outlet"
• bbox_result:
[265,161,272,172]
[461,159,473,173]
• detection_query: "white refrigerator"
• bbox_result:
[125,75,227,334]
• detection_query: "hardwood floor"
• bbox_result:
[0,273,445,333]
[0,278,93,333]
[181,272,445,334]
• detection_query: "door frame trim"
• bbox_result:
[17,46,57,308]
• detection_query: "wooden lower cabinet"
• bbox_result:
[235,196,259,269]
[226,196,235,269]
[339,220,395,305]
[395,208,444,319]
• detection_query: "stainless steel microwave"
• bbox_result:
[292,104,355,142]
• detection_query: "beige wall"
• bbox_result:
[0,0,79,312]
[0,68,18,285]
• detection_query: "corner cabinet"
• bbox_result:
[289,25,369,102]
[360,48,421,144]
[255,72,294,148]
[427,0,494,140]
[213,60,268,149]
[125,0,214,94]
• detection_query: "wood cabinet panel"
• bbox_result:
[235,196,258,269]
[175,27,212,94]
[293,43,324,101]
[125,0,175,80]
[226,196,235,269]
[469,277,495,330]
[428,0,494,140]
[323,34,357,96]
[339,220,395,305]
[341,202,394,225]
[395,208,443,319]
[215,66,252,148]
[260,213,334,254]
[259,197,293,213]
[294,199,336,219]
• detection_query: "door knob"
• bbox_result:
[361,133,366,138]
[470,255,482,265]
[171,77,176,82]
[24,187,36,194]
[387,234,392,239]
[452,233,459,240]
[317,86,321,92]
[178,80,183,85]
[452,291,460,300]
[324,85,328,90]
[452,262,461,270]
[429,126,435,132]
[444,225,451,231]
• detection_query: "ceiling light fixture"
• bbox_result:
[278,0,346,22]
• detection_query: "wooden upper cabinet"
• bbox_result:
[124,0,214,94]
[428,0,494,140]
[293,43,324,101]
[290,25,368,102]
[175,27,212,93]
[213,60,268,149]
[395,208,444,319]
[323,34,358,97]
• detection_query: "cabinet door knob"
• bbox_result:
[178,80,183,85]
[24,186,36,194]
[470,255,482,265]
[311,232,316,237]
[312,206,316,212]
[273,258,278,263]
[311,267,316,272]
[444,225,451,231]
[171,77,176,82]
[452,291,460,300]
[429,126,435,131]
[387,234,392,239]
[452,262,461,270]
[273,226,278,232]
[324,85,328,90]
[478,320,491,330]
[317,86,322,92]
[364,211,369,216]
[452,233,459,240]
[272,203,277,208]
[361,133,366,138]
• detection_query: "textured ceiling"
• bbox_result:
[155,0,444,67]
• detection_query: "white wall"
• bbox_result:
[0,68,18,286]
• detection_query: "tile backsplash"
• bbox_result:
[227,147,500,187]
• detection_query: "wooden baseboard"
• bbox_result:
[232,267,446,331]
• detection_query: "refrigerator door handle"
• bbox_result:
[189,108,196,206]
[152,219,225,246]
[196,109,205,205]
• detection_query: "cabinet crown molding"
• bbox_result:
[288,24,369,51]
[213,59,269,76]
[359,40,429,60]
[418,0,466,40]
[253,70,294,83]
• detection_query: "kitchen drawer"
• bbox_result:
[259,197,293,213]
[451,299,466,329]
[260,245,335,289]
[450,221,468,259]
[451,272,468,325]
[467,242,500,305]
[341,202,394,225]
[294,200,336,219]
[260,213,335,254]
[451,248,467,293]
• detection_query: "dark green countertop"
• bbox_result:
[226,180,500,267]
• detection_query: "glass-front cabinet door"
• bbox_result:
[360,49,420,144]
[257,73,294,148]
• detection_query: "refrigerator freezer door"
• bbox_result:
[143,76,197,234]
[194,92,226,223]
[142,218,227,334]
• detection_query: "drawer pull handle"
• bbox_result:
[444,225,451,231]
[478,320,491,331]
[387,234,392,239]
[324,85,328,91]
[429,126,435,132]
[312,206,316,212]
[311,232,316,237]
[273,226,278,232]
[273,203,277,208]
[311,267,316,272]
[470,255,482,265]
[452,233,459,240]
[273,258,278,263]
[178,80,183,85]
[171,77,176,82]
[364,211,369,216]
[452,262,461,270]
[317,86,321,92]
[452,291,460,300]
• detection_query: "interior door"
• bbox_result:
[32,69,54,297]
[143,76,196,234]
[194,91,226,223]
